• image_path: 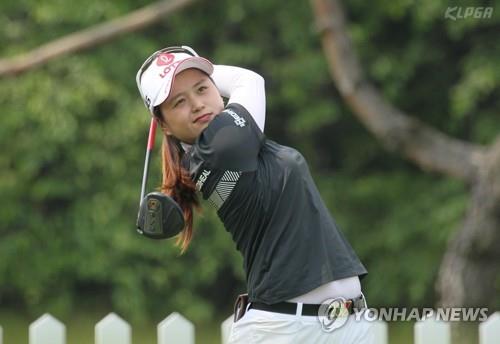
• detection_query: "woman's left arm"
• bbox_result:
[211,65,266,133]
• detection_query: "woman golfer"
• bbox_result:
[136,46,373,343]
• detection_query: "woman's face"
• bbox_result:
[158,68,224,144]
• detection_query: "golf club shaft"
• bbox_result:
[140,118,158,203]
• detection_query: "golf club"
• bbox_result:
[136,118,185,239]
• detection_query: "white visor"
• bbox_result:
[136,50,213,114]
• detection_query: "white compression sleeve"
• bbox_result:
[211,65,266,132]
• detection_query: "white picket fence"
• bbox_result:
[0,311,498,343]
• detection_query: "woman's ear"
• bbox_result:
[153,107,171,134]
[156,117,172,136]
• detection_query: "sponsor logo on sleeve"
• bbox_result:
[196,169,211,191]
[224,109,247,127]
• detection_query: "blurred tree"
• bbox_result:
[311,0,500,310]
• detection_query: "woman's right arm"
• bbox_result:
[211,65,266,133]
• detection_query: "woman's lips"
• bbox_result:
[194,113,212,123]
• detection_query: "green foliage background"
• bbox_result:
[0,0,499,324]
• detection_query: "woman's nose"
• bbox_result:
[191,98,204,112]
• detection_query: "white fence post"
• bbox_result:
[0,324,3,344]
[158,312,194,344]
[29,313,66,344]
[20,310,500,343]
[220,314,234,344]
[372,320,388,344]
[480,312,500,344]
[414,317,450,344]
[95,312,131,344]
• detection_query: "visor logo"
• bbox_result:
[156,53,175,66]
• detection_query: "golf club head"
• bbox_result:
[136,191,185,239]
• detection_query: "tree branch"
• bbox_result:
[0,0,197,77]
[310,0,486,182]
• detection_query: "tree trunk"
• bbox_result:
[437,137,500,308]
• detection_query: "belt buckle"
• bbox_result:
[318,297,351,332]
[327,298,350,318]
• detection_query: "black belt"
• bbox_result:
[249,295,365,316]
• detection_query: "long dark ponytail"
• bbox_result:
[154,108,199,253]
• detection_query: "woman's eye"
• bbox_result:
[173,98,185,107]
[198,86,207,93]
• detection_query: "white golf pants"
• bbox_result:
[228,308,374,344]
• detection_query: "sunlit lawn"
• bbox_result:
[0,310,479,344]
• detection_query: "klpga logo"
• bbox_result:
[444,7,493,20]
